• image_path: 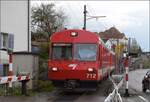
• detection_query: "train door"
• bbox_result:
[98,44,103,80]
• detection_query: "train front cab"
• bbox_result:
[48,30,113,90]
[48,44,99,90]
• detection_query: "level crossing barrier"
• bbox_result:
[0,75,30,84]
[0,74,30,95]
[104,75,124,102]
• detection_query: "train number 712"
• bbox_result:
[86,73,96,79]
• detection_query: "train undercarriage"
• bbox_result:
[52,80,98,91]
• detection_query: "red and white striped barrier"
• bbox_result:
[0,75,30,85]
[8,54,13,87]
[124,55,129,96]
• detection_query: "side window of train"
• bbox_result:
[101,46,104,64]
[99,45,101,60]
[100,45,102,61]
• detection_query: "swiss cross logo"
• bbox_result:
[68,64,77,70]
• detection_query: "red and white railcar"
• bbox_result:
[48,29,115,90]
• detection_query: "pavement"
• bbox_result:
[122,69,150,102]
[0,69,150,102]
[128,69,149,92]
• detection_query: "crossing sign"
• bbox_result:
[115,44,124,55]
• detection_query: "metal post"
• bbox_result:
[83,5,87,30]
[115,39,119,74]
[8,53,13,87]
[124,54,129,96]
[128,38,131,54]
[21,80,28,96]
[27,0,30,52]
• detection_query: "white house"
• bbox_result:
[0,0,31,52]
[0,0,31,76]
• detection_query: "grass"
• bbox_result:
[36,80,54,92]
[143,59,150,69]
[0,85,37,96]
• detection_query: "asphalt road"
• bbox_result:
[122,69,150,102]
[0,69,150,102]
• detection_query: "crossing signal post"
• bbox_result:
[0,33,30,95]
[123,52,130,97]
[8,50,13,88]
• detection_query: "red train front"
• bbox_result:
[48,29,115,90]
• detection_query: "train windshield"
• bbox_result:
[52,44,72,60]
[74,44,97,61]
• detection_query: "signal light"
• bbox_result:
[88,68,94,72]
[70,32,78,37]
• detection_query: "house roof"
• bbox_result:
[99,27,125,40]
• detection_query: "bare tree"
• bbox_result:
[31,3,66,39]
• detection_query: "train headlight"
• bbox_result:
[52,67,58,72]
[70,32,78,37]
[145,75,148,78]
[88,68,94,72]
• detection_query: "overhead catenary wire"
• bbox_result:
[66,4,82,28]
[90,6,107,31]
[86,4,106,32]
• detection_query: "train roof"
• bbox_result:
[50,29,99,43]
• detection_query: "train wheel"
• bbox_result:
[142,88,147,93]
[142,83,147,93]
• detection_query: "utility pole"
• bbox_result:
[124,52,130,97]
[128,37,131,54]
[83,5,106,30]
[27,0,30,52]
[83,5,87,30]
[116,39,119,74]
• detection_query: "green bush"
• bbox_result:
[39,43,49,59]
[143,59,150,69]
[36,80,54,92]
[0,85,35,96]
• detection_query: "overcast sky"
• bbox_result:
[31,1,149,52]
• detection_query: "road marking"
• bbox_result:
[138,96,149,102]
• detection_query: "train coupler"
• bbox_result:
[64,80,79,89]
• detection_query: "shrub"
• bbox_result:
[36,80,54,92]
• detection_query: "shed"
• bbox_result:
[12,52,39,89]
